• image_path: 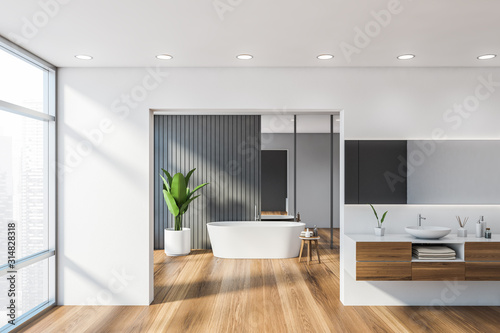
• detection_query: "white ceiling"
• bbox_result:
[0,0,499,67]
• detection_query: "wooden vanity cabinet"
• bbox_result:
[356,242,412,281]
[465,243,500,281]
[412,262,465,281]
[356,262,412,281]
[465,243,500,261]
[356,242,412,262]
[355,240,500,281]
[466,263,500,281]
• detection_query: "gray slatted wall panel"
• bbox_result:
[154,115,261,249]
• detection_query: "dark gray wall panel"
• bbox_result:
[345,140,359,204]
[358,140,407,204]
[154,115,261,249]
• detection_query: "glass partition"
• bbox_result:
[261,115,295,219]
[261,113,340,247]
[295,115,340,246]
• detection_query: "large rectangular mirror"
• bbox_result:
[345,139,500,205]
[261,149,289,213]
[408,140,500,204]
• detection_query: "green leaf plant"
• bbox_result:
[161,168,209,231]
[369,204,388,228]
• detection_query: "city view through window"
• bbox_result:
[0,46,55,331]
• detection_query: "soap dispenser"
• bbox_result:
[476,216,486,238]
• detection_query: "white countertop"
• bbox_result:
[346,233,500,243]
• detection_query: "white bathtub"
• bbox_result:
[207,221,306,259]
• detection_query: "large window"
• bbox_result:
[0,40,56,332]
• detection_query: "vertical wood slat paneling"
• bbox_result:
[154,115,261,249]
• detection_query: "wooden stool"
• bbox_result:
[298,236,321,265]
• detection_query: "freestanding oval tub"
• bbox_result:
[207,221,306,259]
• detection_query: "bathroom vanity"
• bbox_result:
[346,234,500,281]
[342,140,500,305]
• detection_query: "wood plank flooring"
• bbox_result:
[21,229,500,333]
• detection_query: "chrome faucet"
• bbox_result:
[418,214,426,227]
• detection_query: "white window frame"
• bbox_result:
[0,36,56,333]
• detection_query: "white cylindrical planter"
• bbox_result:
[164,228,191,256]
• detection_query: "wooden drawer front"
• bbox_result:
[412,262,465,281]
[356,262,411,281]
[356,242,411,261]
[466,262,500,281]
[465,243,500,262]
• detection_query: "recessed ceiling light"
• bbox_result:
[75,55,93,60]
[236,54,253,60]
[156,54,173,60]
[397,54,415,60]
[335,119,341,122]
[477,54,497,60]
[290,118,294,122]
[317,54,334,60]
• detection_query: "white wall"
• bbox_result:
[57,67,500,305]
[58,69,154,305]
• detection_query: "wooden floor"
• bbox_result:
[22,229,500,333]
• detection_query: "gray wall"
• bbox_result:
[408,140,500,204]
[154,115,261,249]
[262,133,340,228]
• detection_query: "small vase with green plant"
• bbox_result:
[370,204,388,236]
[161,168,208,256]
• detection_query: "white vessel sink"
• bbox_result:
[405,226,451,239]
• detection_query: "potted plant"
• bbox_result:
[161,168,208,256]
[370,204,388,236]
